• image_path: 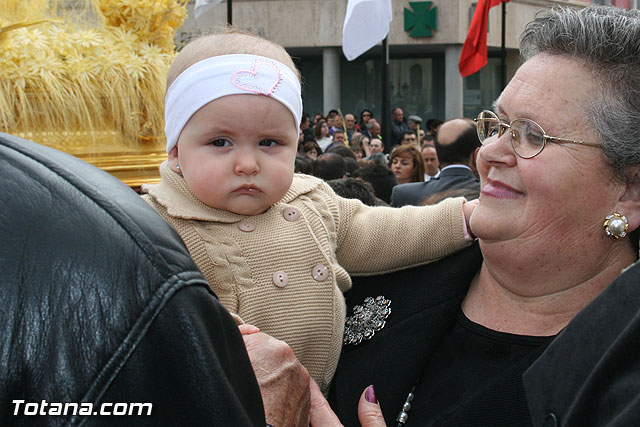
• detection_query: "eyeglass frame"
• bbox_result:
[474,110,601,159]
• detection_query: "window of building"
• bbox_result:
[463,57,502,119]
[388,58,444,124]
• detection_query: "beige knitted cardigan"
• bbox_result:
[142,161,469,391]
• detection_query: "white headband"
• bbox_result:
[164,54,302,153]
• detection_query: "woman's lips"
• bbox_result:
[481,181,522,199]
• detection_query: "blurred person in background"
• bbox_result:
[422,142,440,181]
[401,130,419,147]
[303,140,322,160]
[359,109,373,131]
[314,119,332,152]
[389,145,425,185]
[344,113,358,141]
[354,162,397,205]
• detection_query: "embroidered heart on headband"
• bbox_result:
[231,59,283,96]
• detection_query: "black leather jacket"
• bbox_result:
[0,133,265,426]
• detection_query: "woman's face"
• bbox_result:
[320,123,329,137]
[391,154,414,184]
[471,54,626,262]
[305,148,318,159]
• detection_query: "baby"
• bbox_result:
[142,29,475,392]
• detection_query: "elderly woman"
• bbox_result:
[321,5,640,427]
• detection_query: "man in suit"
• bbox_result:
[366,119,382,144]
[390,107,409,149]
[344,113,358,142]
[421,142,440,181]
[390,118,480,207]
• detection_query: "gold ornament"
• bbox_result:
[0,0,190,188]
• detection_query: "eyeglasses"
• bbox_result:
[475,110,601,159]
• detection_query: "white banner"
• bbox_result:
[342,0,392,61]
[194,0,223,20]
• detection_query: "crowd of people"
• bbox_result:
[295,106,479,207]
[3,4,640,427]
[300,107,443,159]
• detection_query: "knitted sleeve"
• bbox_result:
[332,192,470,275]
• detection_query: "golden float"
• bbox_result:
[0,0,189,189]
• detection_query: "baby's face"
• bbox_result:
[170,94,298,215]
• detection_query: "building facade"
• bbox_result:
[177,0,636,123]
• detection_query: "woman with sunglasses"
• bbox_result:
[317,6,640,426]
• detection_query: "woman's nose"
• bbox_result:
[478,133,517,167]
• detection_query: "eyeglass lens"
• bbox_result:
[476,111,545,158]
[476,111,501,141]
[511,119,544,158]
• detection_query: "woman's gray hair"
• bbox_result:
[520,6,640,182]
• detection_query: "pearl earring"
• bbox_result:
[603,212,628,239]
[175,164,180,170]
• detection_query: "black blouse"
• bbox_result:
[404,310,554,426]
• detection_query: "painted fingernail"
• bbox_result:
[365,385,377,403]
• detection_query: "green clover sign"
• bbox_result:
[404,1,437,37]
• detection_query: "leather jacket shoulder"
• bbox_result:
[0,133,264,426]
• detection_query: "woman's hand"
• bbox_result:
[239,325,386,426]
[239,324,311,426]
[309,379,342,426]
[309,380,387,427]
[357,385,387,427]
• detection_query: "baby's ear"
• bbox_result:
[167,146,181,173]
[617,167,640,233]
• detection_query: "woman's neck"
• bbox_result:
[462,240,637,336]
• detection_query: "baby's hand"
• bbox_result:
[463,199,479,222]
[463,199,479,239]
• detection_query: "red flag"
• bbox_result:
[459,0,509,77]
